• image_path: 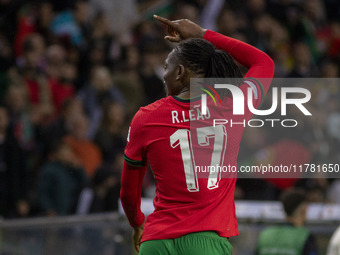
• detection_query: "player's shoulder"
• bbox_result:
[131,97,173,123]
[136,97,172,116]
[143,96,170,109]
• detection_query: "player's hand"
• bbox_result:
[154,15,206,42]
[133,224,144,252]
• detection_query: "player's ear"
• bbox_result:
[176,65,185,81]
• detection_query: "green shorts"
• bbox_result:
[139,231,232,255]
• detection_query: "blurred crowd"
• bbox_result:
[0,0,339,219]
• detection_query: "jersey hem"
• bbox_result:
[141,230,239,243]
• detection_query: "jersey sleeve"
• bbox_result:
[203,30,274,108]
[241,77,265,109]
[124,109,147,167]
[120,161,146,228]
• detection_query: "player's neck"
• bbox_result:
[176,87,190,99]
[176,86,202,99]
[286,216,304,227]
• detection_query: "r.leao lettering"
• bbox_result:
[171,106,211,124]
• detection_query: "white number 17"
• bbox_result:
[170,125,227,192]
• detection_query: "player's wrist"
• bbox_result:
[133,223,144,231]
[132,214,145,229]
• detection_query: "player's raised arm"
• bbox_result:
[202,30,274,82]
[154,15,274,91]
[154,15,206,42]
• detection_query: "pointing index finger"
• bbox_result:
[153,15,175,28]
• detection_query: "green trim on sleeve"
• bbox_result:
[123,154,145,167]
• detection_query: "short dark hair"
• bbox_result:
[280,188,307,217]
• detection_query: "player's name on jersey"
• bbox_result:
[171,106,210,124]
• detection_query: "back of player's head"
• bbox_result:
[280,188,308,217]
[173,38,243,81]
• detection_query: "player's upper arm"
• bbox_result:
[240,77,266,110]
[244,52,274,100]
[203,30,274,102]
[124,109,147,167]
[242,50,274,110]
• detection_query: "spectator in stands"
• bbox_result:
[5,85,36,151]
[45,44,66,80]
[50,0,89,47]
[88,0,137,41]
[0,106,29,218]
[17,34,55,124]
[112,45,144,116]
[138,45,167,105]
[256,188,318,255]
[64,113,102,178]
[40,98,84,161]
[18,34,48,102]
[76,167,120,214]
[49,61,76,112]
[289,42,318,77]
[94,102,126,166]
[77,66,124,138]
[37,140,87,216]
[0,32,13,75]
[88,12,116,63]
[36,1,55,34]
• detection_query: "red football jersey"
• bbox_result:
[122,30,274,243]
[124,78,268,242]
